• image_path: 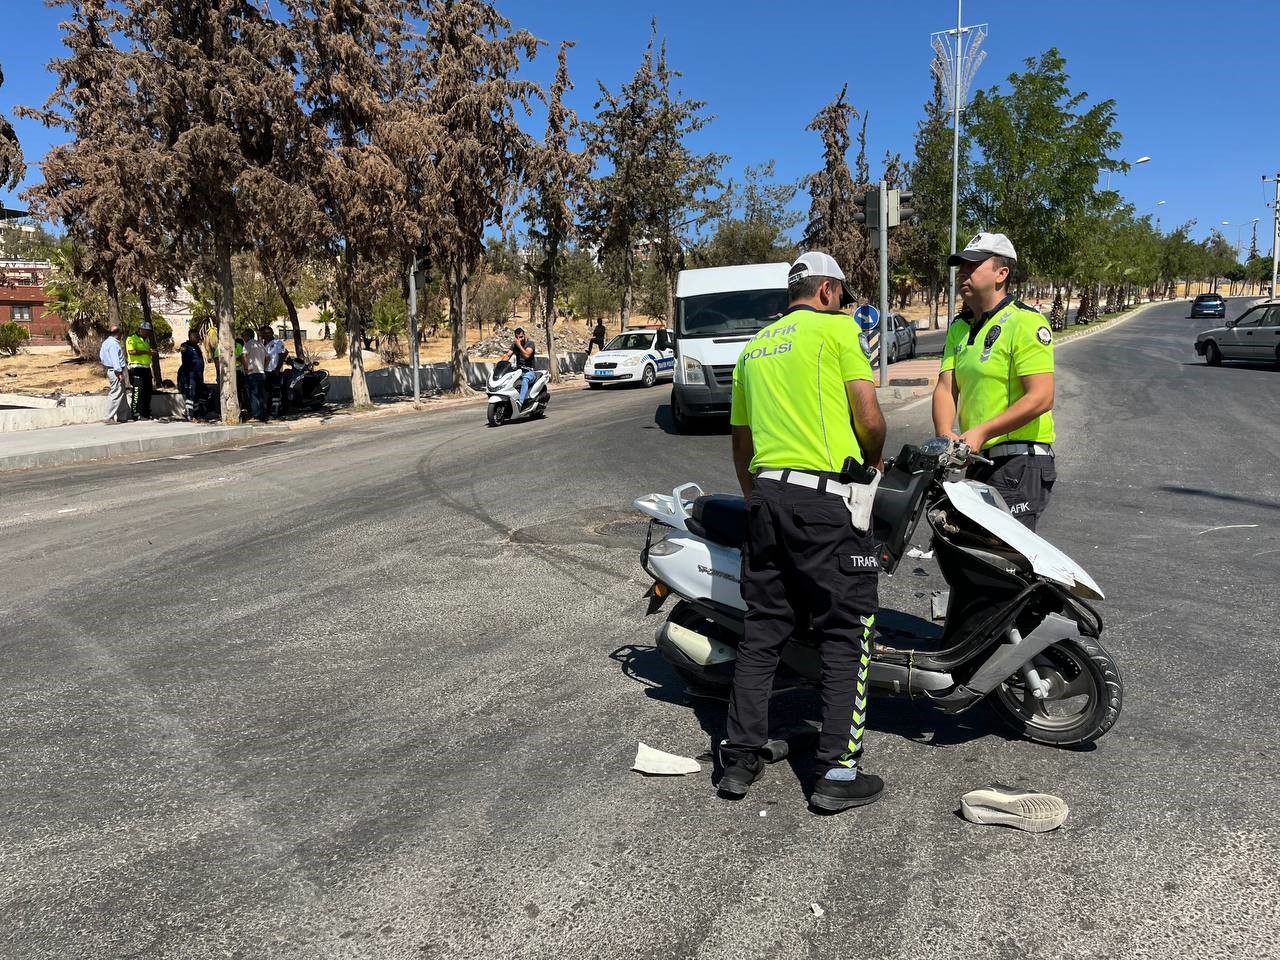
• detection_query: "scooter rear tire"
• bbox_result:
[988,636,1122,747]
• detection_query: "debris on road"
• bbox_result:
[809,903,825,918]
[632,742,701,776]
[906,546,934,560]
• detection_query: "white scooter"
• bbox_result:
[633,437,1123,747]
[486,360,549,427]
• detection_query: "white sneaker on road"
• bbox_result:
[960,785,1069,833]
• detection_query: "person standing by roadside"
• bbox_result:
[264,326,287,417]
[586,318,606,356]
[722,251,888,814]
[99,324,130,423]
[241,328,269,423]
[177,328,205,420]
[932,233,1057,530]
[125,320,154,420]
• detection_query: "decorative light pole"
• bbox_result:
[931,3,987,327]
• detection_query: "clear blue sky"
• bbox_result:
[3,0,1277,256]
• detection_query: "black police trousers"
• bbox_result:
[128,366,152,419]
[968,453,1056,531]
[724,476,880,772]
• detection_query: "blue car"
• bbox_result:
[1190,293,1227,319]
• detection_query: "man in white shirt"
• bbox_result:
[264,328,288,417]
[99,324,130,423]
[241,328,269,422]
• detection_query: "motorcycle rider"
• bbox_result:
[722,251,887,813]
[500,327,538,409]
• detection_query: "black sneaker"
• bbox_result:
[717,749,765,799]
[810,771,884,812]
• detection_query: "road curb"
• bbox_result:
[0,424,286,473]
[1055,299,1164,348]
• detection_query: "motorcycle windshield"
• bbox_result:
[942,480,1104,600]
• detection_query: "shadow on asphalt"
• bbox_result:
[1158,484,1280,513]
[650,404,730,437]
[1179,360,1279,372]
[609,639,1034,781]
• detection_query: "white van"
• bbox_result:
[670,263,790,431]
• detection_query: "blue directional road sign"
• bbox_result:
[854,304,880,333]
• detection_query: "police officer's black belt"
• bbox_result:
[757,468,871,498]
[984,442,1053,458]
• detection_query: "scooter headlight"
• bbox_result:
[648,537,684,556]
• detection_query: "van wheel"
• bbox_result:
[1205,342,1222,366]
[641,364,657,388]
[670,389,688,433]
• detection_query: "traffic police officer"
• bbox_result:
[722,251,888,813]
[125,320,154,420]
[932,233,1056,530]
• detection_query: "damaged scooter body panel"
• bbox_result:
[942,480,1105,601]
[645,531,747,613]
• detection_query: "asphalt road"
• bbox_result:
[4,299,1278,960]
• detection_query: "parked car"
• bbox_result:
[884,313,918,363]
[1194,301,1280,366]
[1190,293,1227,319]
[584,328,675,388]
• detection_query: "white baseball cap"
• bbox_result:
[788,251,855,307]
[948,232,1018,267]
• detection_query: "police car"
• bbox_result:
[584,328,674,388]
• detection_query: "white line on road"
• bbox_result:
[1196,524,1259,535]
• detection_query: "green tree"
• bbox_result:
[0,63,24,191]
[581,24,720,325]
[524,42,592,382]
[409,0,540,394]
[965,48,1123,293]
[803,84,870,298]
[698,161,800,267]
[906,74,969,326]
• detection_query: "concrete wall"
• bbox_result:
[325,352,588,404]
[0,391,185,432]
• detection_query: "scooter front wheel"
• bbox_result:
[988,636,1122,747]
[487,401,510,427]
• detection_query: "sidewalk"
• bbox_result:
[874,356,939,402]
[0,419,283,472]
[0,374,589,473]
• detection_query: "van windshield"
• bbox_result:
[677,289,789,338]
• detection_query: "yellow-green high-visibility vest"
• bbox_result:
[125,333,152,368]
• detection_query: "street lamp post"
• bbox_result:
[931,4,987,328]
[1266,174,1280,299]
[1105,155,1151,191]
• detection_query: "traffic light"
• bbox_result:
[852,188,879,227]
[885,189,915,228]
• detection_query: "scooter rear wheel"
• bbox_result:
[988,636,1122,747]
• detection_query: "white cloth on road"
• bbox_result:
[632,742,701,776]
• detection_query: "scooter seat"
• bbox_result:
[690,495,747,548]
